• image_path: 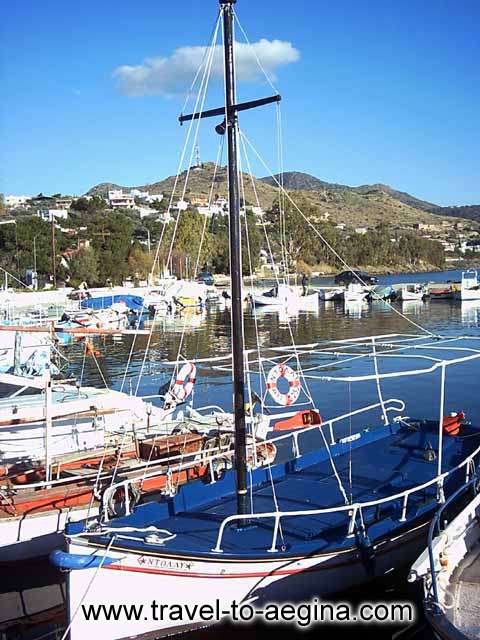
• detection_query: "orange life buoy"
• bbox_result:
[267,363,301,407]
[171,362,197,402]
[443,411,464,436]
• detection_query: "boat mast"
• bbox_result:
[221,0,248,518]
[179,0,281,519]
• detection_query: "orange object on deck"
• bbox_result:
[273,409,322,431]
[442,411,465,436]
[85,339,101,357]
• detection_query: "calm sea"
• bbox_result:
[2,269,479,640]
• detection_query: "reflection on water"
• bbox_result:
[461,300,480,325]
[2,271,480,639]
[0,559,66,639]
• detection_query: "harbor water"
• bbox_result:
[2,269,479,640]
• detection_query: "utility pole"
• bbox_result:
[51,216,57,289]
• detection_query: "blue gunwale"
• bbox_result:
[66,419,480,563]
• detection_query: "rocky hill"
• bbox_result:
[86,166,479,228]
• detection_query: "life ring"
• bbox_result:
[104,483,140,518]
[171,362,197,402]
[267,363,301,406]
[443,411,465,436]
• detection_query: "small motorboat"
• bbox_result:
[251,284,318,308]
[342,282,368,303]
[397,284,427,301]
[369,284,395,300]
[430,286,455,301]
[319,286,344,301]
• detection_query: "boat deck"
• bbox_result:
[99,420,480,559]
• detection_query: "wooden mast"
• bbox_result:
[221,0,248,518]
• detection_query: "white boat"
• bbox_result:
[251,283,318,308]
[51,4,480,638]
[0,330,56,376]
[0,382,168,465]
[409,472,480,639]
[56,303,129,332]
[397,284,426,301]
[319,286,344,301]
[342,282,368,303]
[146,279,209,312]
[454,270,480,301]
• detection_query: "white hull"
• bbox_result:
[319,288,343,301]
[342,291,367,303]
[0,387,167,464]
[397,289,424,301]
[454,288,480,301]
[252,291,318,309]
[66,522,427,640]
[0,504,96,563]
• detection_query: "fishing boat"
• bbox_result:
[342,282,368,303]
[80,294,144,312]
[56,303,129,333]
[430,286,455,301]
[397,283,427,301]
[0,374,176,467]
[409,471,480,639]
[369,284,395,300]
[0,417,276,563]
[51,3,480,639]
[454,271,480,301]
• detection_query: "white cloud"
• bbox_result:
[113,39,300,97]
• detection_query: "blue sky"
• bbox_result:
[1,0,479,205]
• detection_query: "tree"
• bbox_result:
[69,247,99,286]
[265,196,318,269]
[127,244,154,281]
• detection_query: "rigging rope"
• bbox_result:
[239,130,436,338]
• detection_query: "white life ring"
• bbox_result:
[171,362,197,402]
[266,363,301,406]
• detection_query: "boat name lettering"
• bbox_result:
[137,556,192,571]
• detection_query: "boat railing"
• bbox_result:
[211,442,480,553]
[422,469,480,613]
[98,397,405,522]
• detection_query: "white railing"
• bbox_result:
[211,443,480,553]
[99,397,405,521]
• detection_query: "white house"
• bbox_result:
[130,189,150,199]
[174,199,189,211]
[146,193,164,203]
[108,190,135,209]
[460,240,480,253]
[36,209,68,222]
[135,205,157,219]
[157,212,173,224]
[6,195,31,208]
[197,204,223,217]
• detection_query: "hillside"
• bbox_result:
[87,163,281,208]
[86,166,479,228]
[260,171,348,192]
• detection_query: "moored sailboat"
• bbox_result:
[51,3,480,639]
